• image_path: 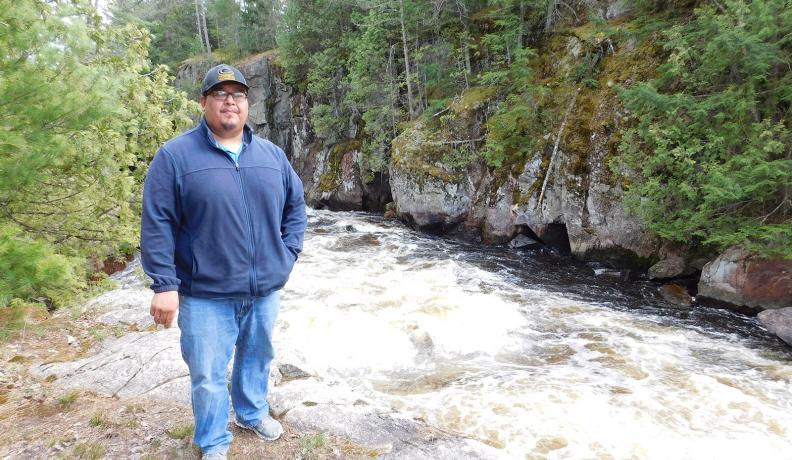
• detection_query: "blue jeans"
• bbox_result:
[177,292,280,455]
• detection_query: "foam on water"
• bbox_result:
[278,210,792,459]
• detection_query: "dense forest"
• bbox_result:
[1,0,790,320]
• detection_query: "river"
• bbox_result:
[276,209,792,459]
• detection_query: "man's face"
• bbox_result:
[200,82,249,137]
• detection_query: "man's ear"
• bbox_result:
[199,96,207,110]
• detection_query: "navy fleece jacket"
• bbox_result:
[140,118,307,298]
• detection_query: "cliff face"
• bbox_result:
[388,9,680,271]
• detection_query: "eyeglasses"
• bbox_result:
[209,90,248,101]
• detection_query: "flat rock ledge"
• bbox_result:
[32,259,503,459]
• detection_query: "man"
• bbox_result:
[141,64,307,460]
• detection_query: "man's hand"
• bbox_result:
[150,291,179,328]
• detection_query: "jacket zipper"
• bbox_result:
[234,160,258,296]
[215,143,256,296]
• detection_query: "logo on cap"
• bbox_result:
[217,68,235,81]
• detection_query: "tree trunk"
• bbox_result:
[517,0,525,49]
[454,0,471,89]
[194,0,204,53]
[201,0,212,56]
[545,0,558,33]
[399,0,415,119]
[387,44,398,135]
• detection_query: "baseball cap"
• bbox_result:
[201,64,249,96]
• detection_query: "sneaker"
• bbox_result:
[202,451,227,460]
[234,415,284,441]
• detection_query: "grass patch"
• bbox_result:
[57,390,80,407]
[70,442,106,460]
[0,300,48,342]
[89,411,111,428]
[299,432,328,459]
[166,423,194,440]
[123,402,145,414]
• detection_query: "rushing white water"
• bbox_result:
[278,209,792,459]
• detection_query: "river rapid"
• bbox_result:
[276,209,792,459]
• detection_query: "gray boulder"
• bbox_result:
[390,165,479,233]
[649,256,694,280]
[758,308,792,347]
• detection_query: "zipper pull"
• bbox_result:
[235,162,240,171]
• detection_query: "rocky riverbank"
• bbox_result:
[0,259,503,459]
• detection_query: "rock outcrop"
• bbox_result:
[698,246,792,314]
[389,28,664,268]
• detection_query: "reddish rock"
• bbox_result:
[698,246,792,312]
[659,284,693,308]
[102,257,129,276]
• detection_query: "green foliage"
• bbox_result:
[166,423,195,440]
[58,390,81,407]
[71,442,106,460]
[0,0,198,308]
[299,432,329,459]
[112,0,205,68]
[482,48,545,168]
[615,0,792,258]
[0,225,81,308]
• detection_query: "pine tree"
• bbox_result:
[0,0,198,307]
[616,0,792,258]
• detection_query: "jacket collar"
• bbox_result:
[198,116,253,147]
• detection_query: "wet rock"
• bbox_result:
[481,178,517,245]
[509,234,540,249]
[275,379,504,459]
[389,167,477,233]
[383,202,397,219]
[284,403,504,459]
[698,246,792,312]
[689,257,710,271]
[406,326,434,362]
[278,363,311,382]
[649,256,694,280]
[593,268,629,280]
[659,284,693,308]
[758,308,792,347]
